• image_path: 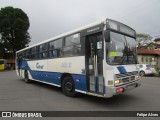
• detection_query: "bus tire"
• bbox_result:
[62,76,77,97]
[24,71,30,83]
[139,71,145,77]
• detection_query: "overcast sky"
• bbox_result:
[0,0,160,45]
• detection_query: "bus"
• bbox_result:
[0,59,7,71]
[16,19,141,98]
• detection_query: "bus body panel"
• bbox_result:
[17,56,87,92]
[112,64,138,74]
[104,63,141,97]
[47,56,85,74]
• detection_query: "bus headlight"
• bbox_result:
[115,80,121,84]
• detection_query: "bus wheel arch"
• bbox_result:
[61,73,77,97]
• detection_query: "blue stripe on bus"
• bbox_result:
[19,60,87,92]
[71,74,87,91]
[30,71,62,85]
[117,66,127,74]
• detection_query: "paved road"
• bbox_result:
[0,71,160,112]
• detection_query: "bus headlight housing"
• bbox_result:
[135,75,139,80]
[114,79,121,84]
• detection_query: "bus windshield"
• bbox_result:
[107,32,137,65]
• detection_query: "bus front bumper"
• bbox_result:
[104,80,141,98]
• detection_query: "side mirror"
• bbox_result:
[104,30,110,42]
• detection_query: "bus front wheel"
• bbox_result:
[62,76,77,97]
[24,71,30,83]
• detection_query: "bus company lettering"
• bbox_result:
[61,62,72,68]
[36,63,44,69]
[87,27,99,33]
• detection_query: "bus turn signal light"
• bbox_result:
[116,87,124,93]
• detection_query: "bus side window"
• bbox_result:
[25,49,31,60]
[49,49,62,58]
[72,44,81,56]
[63,33,81,57]
[42,52,48,58]
[49,39,62,58]
[30,46,38,60]
[38,43,48,59]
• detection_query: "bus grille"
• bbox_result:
[115,71,138,83]
[130,76,136,80]
[122,77,130,83]
[115,71,138,78]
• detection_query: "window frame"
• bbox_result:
[49,38,63,59]
[30,46,38,60]
[38,43,49,60]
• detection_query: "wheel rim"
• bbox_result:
[65,82,73,91]
[140,71,144,76]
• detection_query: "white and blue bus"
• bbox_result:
[16,19,141,98]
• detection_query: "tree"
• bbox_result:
[136,33,152,42]
[0,6,30,56]
[136,33,154,49]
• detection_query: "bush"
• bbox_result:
[155,67,160,77]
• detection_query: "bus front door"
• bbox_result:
[86,33,104,94]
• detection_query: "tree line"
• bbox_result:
[0,6,30,58]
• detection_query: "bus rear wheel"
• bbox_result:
[62,76,77,97]
[24,71,30,83]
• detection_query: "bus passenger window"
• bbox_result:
[63,47,72,57]
[49,39,63,59]
[42,52,48,58]
[49,50,57,58]
[72,44,81,56]
[63,33,81,57]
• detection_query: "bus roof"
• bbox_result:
[17,19,106,53]
[17,18,135,53]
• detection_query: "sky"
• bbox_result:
[0,0,160,45]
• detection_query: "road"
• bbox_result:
[0,71,160,119]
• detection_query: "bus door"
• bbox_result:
[86,33,104,94]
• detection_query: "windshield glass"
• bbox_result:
[107,32,137,65]
[146,64,153,68]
